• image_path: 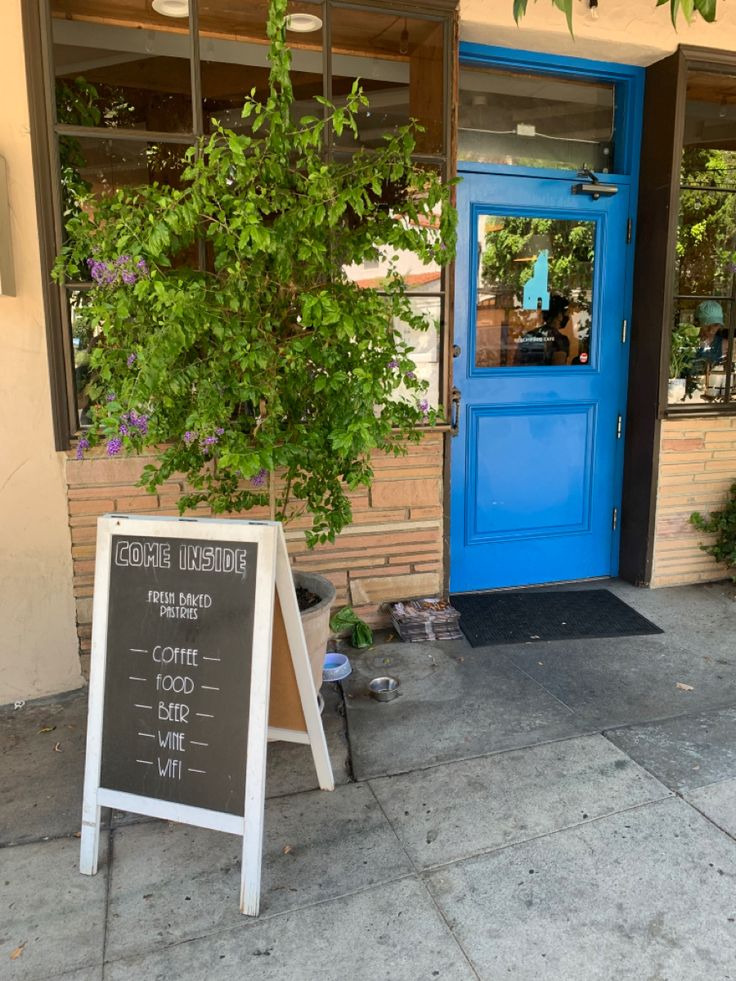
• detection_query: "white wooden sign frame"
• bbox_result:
[80,514,333,916]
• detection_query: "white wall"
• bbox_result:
[461,0,736,65]
[0,0,83,704]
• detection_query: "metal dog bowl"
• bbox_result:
[368,676,400,701]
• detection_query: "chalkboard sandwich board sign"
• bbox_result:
[80,515,333,916]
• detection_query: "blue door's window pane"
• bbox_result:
[475,214,595,368]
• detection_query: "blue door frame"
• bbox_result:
[450,46,644,594]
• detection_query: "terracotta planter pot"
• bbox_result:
[293,570,336,693]
[268,570,335,732]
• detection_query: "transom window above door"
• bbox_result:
[458,65,615,173]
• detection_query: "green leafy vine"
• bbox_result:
[690,482,736,580]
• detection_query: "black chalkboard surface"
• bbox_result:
[100,533,258,816]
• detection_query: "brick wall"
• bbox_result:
[651,417,736,587]
[66,434,445,677]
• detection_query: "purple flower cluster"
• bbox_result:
[419,399,429,416]
[202,427,226,453]
[184,428,225,452]
[405,371,416,380]
[387,359,399,369]
[250,468,268,488]
[87,255,149,287]
[107,437,123,457]
[119,410,149,437]
[127,353,137,368]
[75,436,90,460]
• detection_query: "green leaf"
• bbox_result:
[329,607,373,647]
[352,622,373,649]
[552,0,574,34]
[695,0,717,20]
[513,0,528,22]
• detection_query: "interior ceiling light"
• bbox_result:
[152,0,189,17]
[285,13,323,32]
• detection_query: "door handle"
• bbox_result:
[451,387,461,436]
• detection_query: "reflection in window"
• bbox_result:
[678,150,736,296]
[52,6,193,133]
[343,248,442,403]
[475,215,594,368]
[71,138,188,195]
[68,290,96,428]
[670,73,736,406]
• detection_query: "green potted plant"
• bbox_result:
[668,322,700,401]
[55,0,455,682]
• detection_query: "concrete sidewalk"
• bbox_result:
[2,581,736,980]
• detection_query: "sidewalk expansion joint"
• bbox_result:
[414,793,675,877]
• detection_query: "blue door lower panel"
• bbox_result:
[450,170,631,593]
[467,403,595,543]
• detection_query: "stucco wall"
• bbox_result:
[460,0,736,66]
[0,0,82,704]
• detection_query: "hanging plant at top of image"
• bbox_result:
[512,0,718,33]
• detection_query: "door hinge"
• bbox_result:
[616,414,623,439]
[621,319,628,344]
[626,218,633,244]
[612,507,618,531]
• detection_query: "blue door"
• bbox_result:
[450,169,631,593]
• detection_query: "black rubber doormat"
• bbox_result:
[449,589,664,648]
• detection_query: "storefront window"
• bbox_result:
[669,72,736,408]
[41,0,453,436]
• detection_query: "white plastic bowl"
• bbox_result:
[322,652,352,682]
